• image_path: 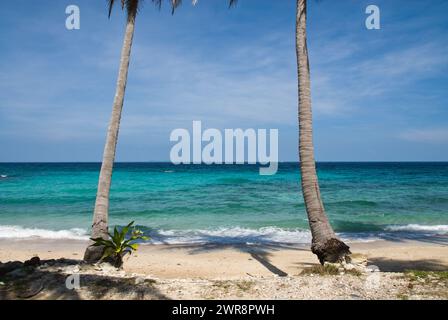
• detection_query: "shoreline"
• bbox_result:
[1,223,447,245]
[1,238,447,278]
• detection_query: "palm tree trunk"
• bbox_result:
[295,0,350,264]
[84,12,137,263]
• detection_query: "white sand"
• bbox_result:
[1,238,447,299]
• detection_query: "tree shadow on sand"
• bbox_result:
[0,259,169,300]
[368,257,448,272]
[155,231,310,277]
[148,228,448,275]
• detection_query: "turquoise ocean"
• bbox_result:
[0,162,447,244]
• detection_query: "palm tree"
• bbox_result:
[296,0,350,264]
[84,0,194,263]
[216,0,349,264]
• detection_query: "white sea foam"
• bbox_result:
[149,227,380,245]
[0,175,7,178]
[0,225,313,244]
[150,227,312,245]
[0,224,445,243]
[385,224,448,233]
[0,225,89,240]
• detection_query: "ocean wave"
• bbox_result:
[0,225,89,240]
[150,227,312,245]
[384,224,448,233]
[0,225,314,244]
[0,224,446,243]
[150,227,380,245]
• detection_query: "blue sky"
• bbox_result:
[0,0,447,162]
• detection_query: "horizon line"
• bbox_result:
[1,161,448,164]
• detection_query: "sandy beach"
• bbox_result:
[1,238,447,299]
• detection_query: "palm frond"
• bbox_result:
[152,0,162,10]
[108,0,237,18]
[107,0,139,20]
[171,0,182,15]
[125,0,140,21]
[107,0,115,18]
[152,0,182,15]
[107,0,127,18]
[188,1,237,9]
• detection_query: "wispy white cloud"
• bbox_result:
[399,128,448,144]
[354,42,448,80]
[309,38,448,116]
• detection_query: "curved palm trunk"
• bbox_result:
[296,0,350,264]
[84,12,137,263]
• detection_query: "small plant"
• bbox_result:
[90,221,149,268]
[300,264,340,276]
[236,280,255,291]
